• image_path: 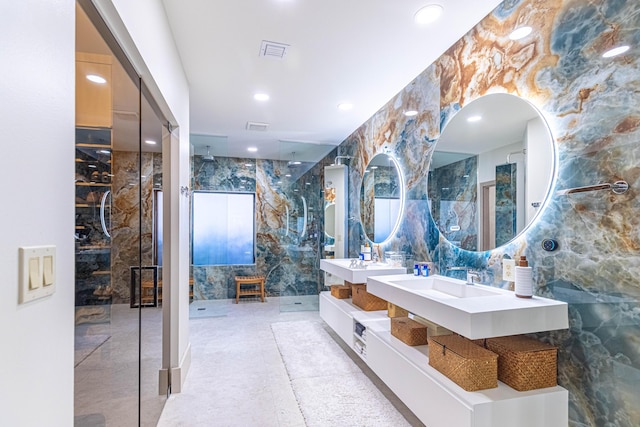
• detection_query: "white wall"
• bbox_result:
[0,1,190,424]
[0,1,75,425]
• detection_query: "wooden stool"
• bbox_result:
[235,276,265,303]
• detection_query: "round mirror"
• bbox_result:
[360,153,405,244]
[428,93,555,251]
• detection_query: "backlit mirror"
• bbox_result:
[428,93,555,251]
[360,153,404,244]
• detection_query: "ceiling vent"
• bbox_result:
[246,121,269,131]
[259,40,289,59]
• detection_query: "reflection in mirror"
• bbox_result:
[360,153,404,244]
[428,93,554,251]
[324,202,336,239]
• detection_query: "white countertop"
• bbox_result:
[320,258,406,283]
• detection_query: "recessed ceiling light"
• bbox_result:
[467,115,482,122]
[509,26,532,40]
[145,139,157,145]
[414,4,443,25]
[404,110,419,117]
[602,45,630,58]
[254,93,269,101]
[86,74,106,84]
[247,147,258,152]
[338,103,353,111]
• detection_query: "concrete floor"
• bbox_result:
[75,297,422,426]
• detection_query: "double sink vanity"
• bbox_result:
[319,258,569,427]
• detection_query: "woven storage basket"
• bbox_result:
[391,317,428,346]
[412,314,452,337]
[481,335,557,391]
[388,302,409,318]
[330,284,351,299]
[349,283,387,311]
[428,334,498,391]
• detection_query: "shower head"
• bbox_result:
[202,145,214,162]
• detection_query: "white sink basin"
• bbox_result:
[320,258,406,284]
[389,276,499,299]
[367,274,568,339]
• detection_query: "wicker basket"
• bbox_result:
[330,284,351,299]
[411,314,452,337]
[350,283,387,311]
[391,317,428,346]
[428,334,498,391]
[480,335,558,391]
[388,302,409,318]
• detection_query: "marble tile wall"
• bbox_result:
[109,151,160,304]
[324,0,640,425]
[191,155,328,300]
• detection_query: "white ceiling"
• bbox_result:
[161,0,504,162]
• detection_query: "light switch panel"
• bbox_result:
[19,245,56,304]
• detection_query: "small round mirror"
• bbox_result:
[428,93,555,251]
[360,153,404,244]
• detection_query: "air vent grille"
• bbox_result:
[246,121,269,131]
[259,40,289,59]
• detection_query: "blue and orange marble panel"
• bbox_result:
[324,0,640,424]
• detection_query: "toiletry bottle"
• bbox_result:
[414,263,420,276]
[363,242,372,261]
[515,256,533,298]
[421,263,429,277]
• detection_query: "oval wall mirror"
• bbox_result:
[427,93,555,251]
[360,153,404,244]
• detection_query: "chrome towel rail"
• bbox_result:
[556,180,629,196]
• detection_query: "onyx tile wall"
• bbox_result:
[326,0,640,425]
[191,156,324,300]
[109,151,160,304]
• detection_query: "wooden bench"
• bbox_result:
[234,276,265,303]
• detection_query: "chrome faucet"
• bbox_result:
[466,270,481,285]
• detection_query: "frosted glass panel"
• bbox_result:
[192,192,255,265]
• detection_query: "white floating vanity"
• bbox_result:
[367,274,568,339]
[320,258,406,283]
[319,263,569,427]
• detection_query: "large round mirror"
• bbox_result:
[360,153,404,244]
[428,93,555,251]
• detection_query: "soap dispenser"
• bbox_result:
[515,256,533,298]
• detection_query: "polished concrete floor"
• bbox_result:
[75,297,422,426]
